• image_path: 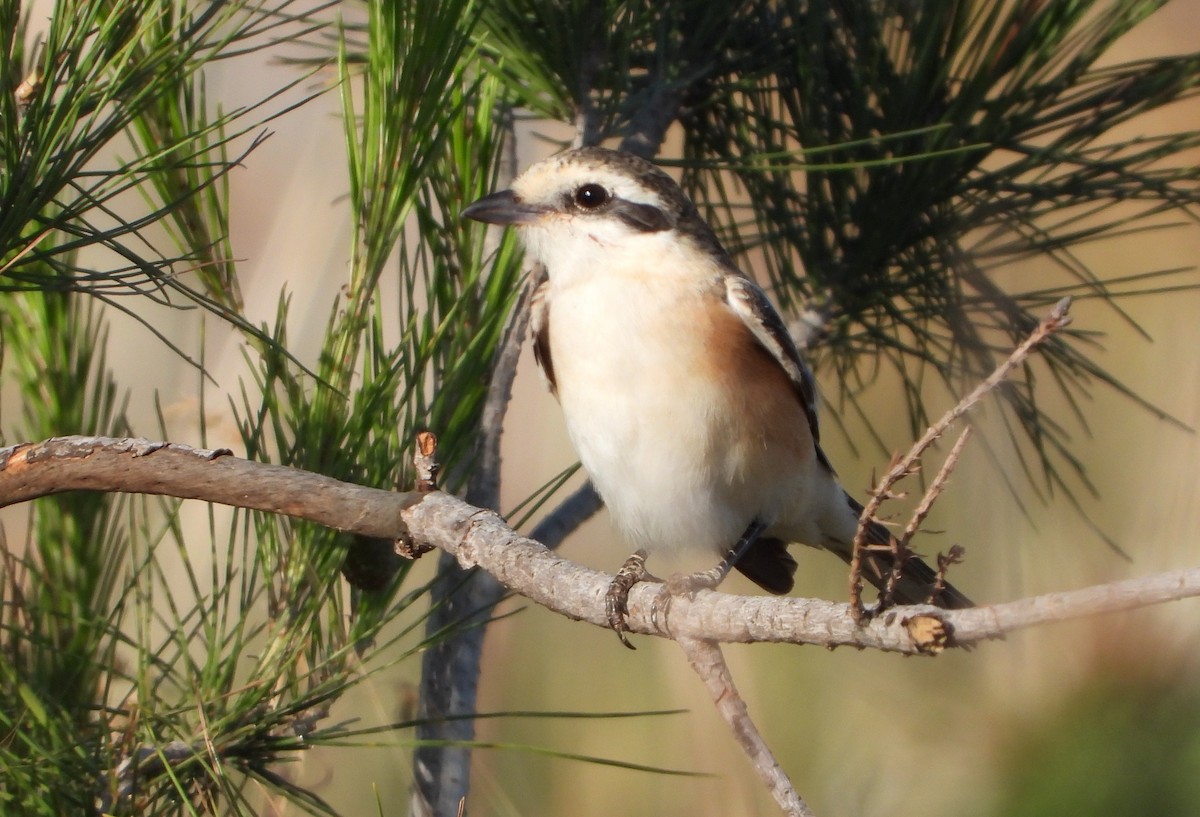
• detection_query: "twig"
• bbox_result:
[851,298,1073,615]
[465,272,537,509]
[414,431,440,493]
[395,435,438,561]
[900,426,973,550]
[878,426,973,606]
[0,437,410,523]
[677,637,815,817]
[931,546,967,605]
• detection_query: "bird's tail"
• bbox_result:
[838,495,974,610]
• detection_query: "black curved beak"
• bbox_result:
[461,190,543,225]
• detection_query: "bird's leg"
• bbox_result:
[606,521,767,647]
[606,549,659,650]
[652,519,768,630]
[667,518,768,594]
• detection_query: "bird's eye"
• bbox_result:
[573,183,610,209]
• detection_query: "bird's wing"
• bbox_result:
[723,273,831,471]
[530,274,557,396]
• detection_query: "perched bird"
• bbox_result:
[463,147,971,645]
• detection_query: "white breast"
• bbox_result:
[540,243,828,559]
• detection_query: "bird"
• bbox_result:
[462,146,972,646]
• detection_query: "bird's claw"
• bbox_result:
[606,550,652,649]
[605,555,728,647]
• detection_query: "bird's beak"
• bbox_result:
[461,190,543,225]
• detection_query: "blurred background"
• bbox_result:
[5,1,1200,816]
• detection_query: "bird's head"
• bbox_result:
[462,147,727,279]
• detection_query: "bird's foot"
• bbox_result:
[664,566,725,596]
[606,550,658,650]
[647,566,726,636]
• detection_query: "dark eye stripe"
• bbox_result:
[611,200,672,233]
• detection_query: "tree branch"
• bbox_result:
[412,107,524,817]
[2,435,1196,655]
[0,436,419,536]
[410,265,540,817]
[465,270,538,511]
[677,637,814,817]
[403,489,1200,652]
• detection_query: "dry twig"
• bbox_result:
[900,426,973,551]
[850,297,1073,616]
[879,425,973,606]
[414,430,440,493]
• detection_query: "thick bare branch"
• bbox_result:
[2,436,1197,655]
[0,436,420,535]
[397,491,1200,653]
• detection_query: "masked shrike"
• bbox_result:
[463,147,971,646]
